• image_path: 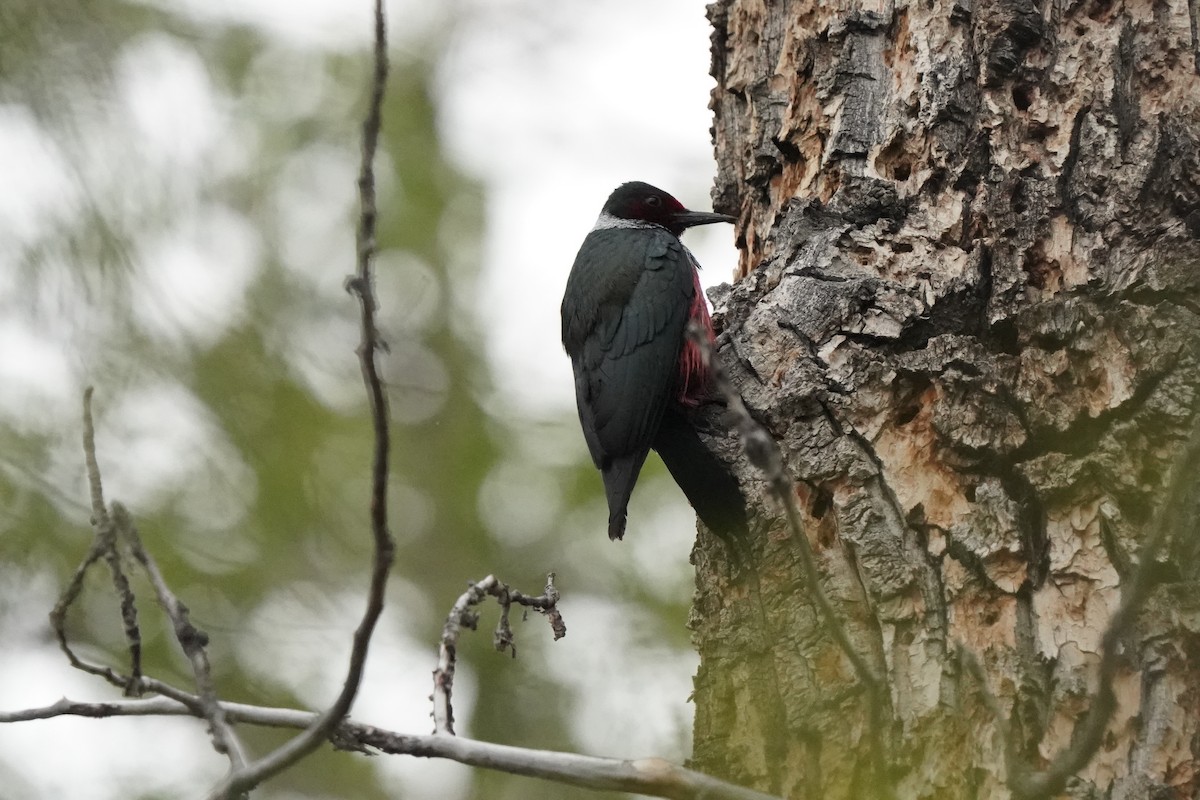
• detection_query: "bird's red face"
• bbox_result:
[607,186,689,225]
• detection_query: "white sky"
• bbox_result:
[0,1,728,796]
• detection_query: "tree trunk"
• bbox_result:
[693,0,1200,797]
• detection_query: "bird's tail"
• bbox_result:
[654,407,748,541]
[602,451,650,541]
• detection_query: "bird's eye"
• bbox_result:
[645,196,662,207]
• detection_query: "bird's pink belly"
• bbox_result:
[676,271,712,407]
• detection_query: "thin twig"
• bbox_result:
[434,573,566,734]
[81,385,107,519]
[1,695,779,800]
[686,324,892,795]
[207,3,394,796]
[434,577,494,735]
[87,388,142,689]
[47,545,121,684]
[48,387,143,695]
[957,643,1019,785]
[1007,418,1200,799]
[116,503,247,767]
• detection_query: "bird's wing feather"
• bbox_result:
[561,227,693,466]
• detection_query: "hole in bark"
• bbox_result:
[1011,181,1028,214]
[773,136,802,163]
[925,169,946,196]
[1012,84,1034,111]
[1029,121,1053,141]
[893,376,932,427]
[875,135,913,182]
[894,403,921,426]
[1026,236,1061,290]
[965,483,977,502]
[810,487,831,520]
[990,320,1021,354]
[1185,210,1200,237]
[1027,257,1059,290]
[1086,0,1115,21]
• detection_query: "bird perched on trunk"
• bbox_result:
[561,181,747,542]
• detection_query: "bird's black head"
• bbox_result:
[601,181,733,236]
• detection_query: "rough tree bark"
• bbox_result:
[692,0,1200,797]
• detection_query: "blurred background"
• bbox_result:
[0,1,738,798]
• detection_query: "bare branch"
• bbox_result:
[206,4,394,795]
[47,544,121,686]
[434,577,493,735]
[1,696,195,723]
[359,727,777,800]
[1008,418,1200,799]
[48,387,143,695]
[81,385,108,520]
[116,503,247,768]
[2,695,779,800]
[57,391,247,766]
[434,573,566,734]
[686,323,892,794]
[86,387,142,689]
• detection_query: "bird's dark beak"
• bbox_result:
[673,210,735,229]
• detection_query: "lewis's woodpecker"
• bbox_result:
[561,181,747,541]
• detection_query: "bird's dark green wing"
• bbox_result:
[561,226,694,468]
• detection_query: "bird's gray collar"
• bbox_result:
[591,212,661,231]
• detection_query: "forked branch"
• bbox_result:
[433,573,566,734]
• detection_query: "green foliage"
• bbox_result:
[0,2,697,798]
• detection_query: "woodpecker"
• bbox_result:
[561,181,747,542]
